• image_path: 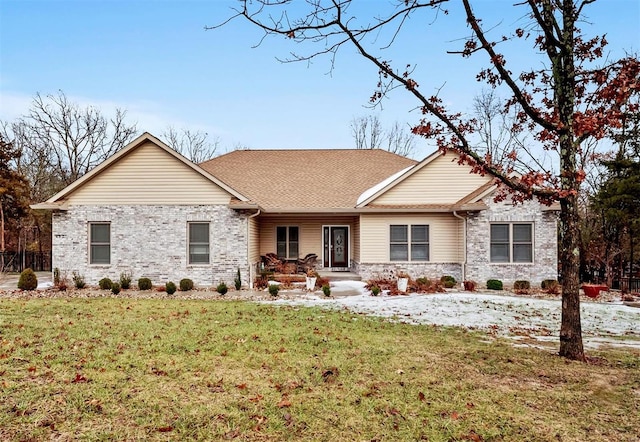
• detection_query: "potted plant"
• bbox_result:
[305,268,317,291]
[396,270,409,293]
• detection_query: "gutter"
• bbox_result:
[247,209,261,289]
[453,211,466,285]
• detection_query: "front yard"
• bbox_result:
[1,297,638,441]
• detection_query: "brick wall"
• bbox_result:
[355,262,463,285]
[52,205,248,288]
[465,196,558,287]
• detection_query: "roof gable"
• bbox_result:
[357,149,492,208]
[33,132,250,208]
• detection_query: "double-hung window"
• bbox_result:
[490,223,533,263]
[276,226,299,259]
[390,224,429,261]
[89,223,110,264]
[188,222,210,264]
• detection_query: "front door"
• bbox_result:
[323,226,349,269]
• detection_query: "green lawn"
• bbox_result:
[1,298,638,441]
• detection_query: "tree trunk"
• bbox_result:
[559,194,585,360]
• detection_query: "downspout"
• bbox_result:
[247,209,261,289]
[453,211,466,285]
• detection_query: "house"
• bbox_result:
[32,132,559,288]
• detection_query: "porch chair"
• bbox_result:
[297,253,318,274]
[261,253,284,273]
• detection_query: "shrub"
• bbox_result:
[165,281,177,295]
[17,268,38,291]
[541,279,558,289]
[217,282,228,295]
[514,280,531,290]
[268,284,279,297]
[72,272,86,289]
[543,279,560,295]
[487,279,503,290]
[440,275,457,289]
[254,276,268,290]
[138,278,152,291]
[119,272,132,289]
[463,280,476,291]
[371,285,381,296]
[180,278,194,291]
[53,267,61,286]
[322,284,331,297]
[99,278,113,290]
[111,282,121,295]
[234,268,242,290]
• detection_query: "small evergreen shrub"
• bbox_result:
[99,277,113,290]
[217,282,228,295]
[72,272,86,289]
[268,284,279,297]
[180,278,194,291]
[322,284,331,297]
[234,268,242,290]
[514,280,531,290]
[487,279,503,290]
[165,281,177,295]
[53,267,61,286]
[440,275,457,289]
[371,285,381,296]
[119,272,132,289]
[111,282,121,295]
[138,278,152,290]
[18,268,38,291]
[541,279,558,289]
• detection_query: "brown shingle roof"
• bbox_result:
[199,149,417,211]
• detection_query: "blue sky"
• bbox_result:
[1,0,638,157]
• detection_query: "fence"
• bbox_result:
[619,278,640,293]
[0,251,52,273]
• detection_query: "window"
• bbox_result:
[189,223,210,264]
[390,224,429,261]
[89,223,110,264]
[276,226,299,259]
[490,223,533,263]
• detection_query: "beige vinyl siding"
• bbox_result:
[352,217,361,262]
[66,141,232,205]
[258,216,356,259]
[360,214,462,262]
[248,216,260,264]
[372,153,491,205]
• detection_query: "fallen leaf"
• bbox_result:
[71,373,88,383]
[157,426,173,433]
[418,391,426,402]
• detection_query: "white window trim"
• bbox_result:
[489,222,534,264]
[88,222,111,266]
[276,225,299,260]
[389,224,430,262]
[187,222,211,265]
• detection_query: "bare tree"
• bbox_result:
[351,115,415,157]
[162,126,219,163]
[2,90,137,189]
[216,0,640,360]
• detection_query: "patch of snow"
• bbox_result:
[270,291,640,350]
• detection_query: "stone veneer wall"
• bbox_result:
[52,205,249,288]
[465,197,558,287]
[355,261,463,284]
